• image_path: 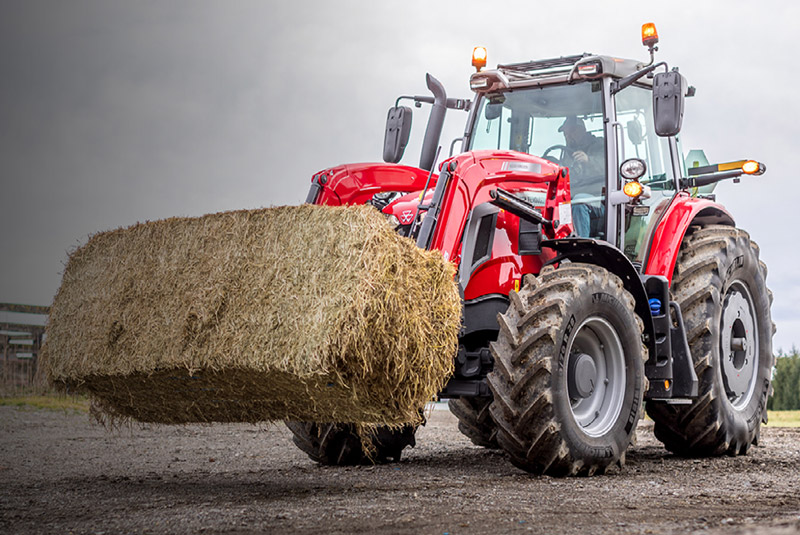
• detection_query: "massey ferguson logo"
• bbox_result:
[400,210,414,224]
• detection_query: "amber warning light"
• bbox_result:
[623,180,644,198]
[472,47,487,72]
[642,23,659,48]
[742,160,764,175]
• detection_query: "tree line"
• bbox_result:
[768,348,800,411]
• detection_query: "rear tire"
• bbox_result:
[448,397,500,448]
[487,263,646,476]
[646,225,773,456]
[285,422,416,465]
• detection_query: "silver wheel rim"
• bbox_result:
[720,281,759,410]
[566,317,626,438]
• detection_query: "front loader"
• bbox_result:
[292,23,774,476]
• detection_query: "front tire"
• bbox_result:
[646,225,773,456]
[487,263,646,476]
[285,422,417,465]
[448,396,499,448]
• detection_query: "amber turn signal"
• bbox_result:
[623,180,644,198]
[742,160,761,175]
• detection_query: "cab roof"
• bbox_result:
[471,53,654,92]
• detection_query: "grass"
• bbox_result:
[0,394,90,413]
[765,410,800,427]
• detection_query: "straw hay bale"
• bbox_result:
[42,204,460,425]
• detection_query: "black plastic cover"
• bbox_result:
[518,218,541,255]
[305,178,322,204]
[458,203,498,291]
[653,71,684,137]
[668,301,699,398]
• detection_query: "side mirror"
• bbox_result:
[653,71,684,136]
[626,119,644,145]
[383,106,412,163]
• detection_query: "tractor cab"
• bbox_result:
[466,48,684,266]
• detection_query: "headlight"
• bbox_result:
[369,191,402,211]
[386,215,401,227]
[620,158,647,180]
[373,191,396,201]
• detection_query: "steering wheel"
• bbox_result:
[542,144,568,165]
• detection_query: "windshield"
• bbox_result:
[470,82,607,239]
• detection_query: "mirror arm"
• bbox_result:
[395,95,470,111]
[396,95,431,108]
[611,61,668,95]
[680,169,743,189]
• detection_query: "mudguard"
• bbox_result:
[541,238,655,360]
[644,192,735,283]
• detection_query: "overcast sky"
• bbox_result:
[1,0,798,351]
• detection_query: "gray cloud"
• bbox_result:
[1,0,798,350]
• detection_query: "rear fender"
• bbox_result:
[644,193,735,284]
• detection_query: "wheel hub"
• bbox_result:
[568,353,597,399]
[720,282,759,409]
[566,317,626,438]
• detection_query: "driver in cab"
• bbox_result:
[558,116,604,238]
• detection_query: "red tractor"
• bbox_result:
[290,24,774,475]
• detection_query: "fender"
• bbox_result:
[644,192,735,284]
[541,237,656,360]
[307,162,435,206]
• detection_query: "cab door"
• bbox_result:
[613,84,678,265]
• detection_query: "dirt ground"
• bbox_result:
[2,404,799,535]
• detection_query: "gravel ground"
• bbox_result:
[2,404,799,535]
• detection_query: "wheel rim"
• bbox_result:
[720,281,759,410]
[566,317,626,438]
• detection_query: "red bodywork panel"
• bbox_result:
[428,150,572,261]
[644,192,735,284]
[384,190,434,225]
[314,163,436,206]
[308,151,573,302]
[463,209,550,300]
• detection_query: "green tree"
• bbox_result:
[768,348,800,411]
